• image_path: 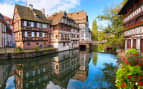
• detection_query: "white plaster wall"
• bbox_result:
[131,39,133,48]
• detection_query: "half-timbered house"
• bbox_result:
[13,4,50,50]
[119,0,143,52]
[48,12,80,51]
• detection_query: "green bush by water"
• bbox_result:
[16,47,23,52]
[125,49,139,58]
[33,46,38,52]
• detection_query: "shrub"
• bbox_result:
[16,47,23,52]
[115,65,143,88]
[125,49,139,58]
[33,46,38,52]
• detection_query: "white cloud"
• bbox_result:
[0,0,80,18]
[27,0,80,15]
[0,3,14,18]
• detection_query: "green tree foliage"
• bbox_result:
[92,53,97,66]
[98,31,105,41]
[91,19,98,40]
[97,0,128,48]
[102,63,118,89]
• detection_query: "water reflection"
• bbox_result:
[0,49,118,89]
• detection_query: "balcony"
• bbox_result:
[21,26,49,32]
[22,37,48,41]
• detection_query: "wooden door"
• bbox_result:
[127,39,131,49]
[140,39,143,52]
[133,39,136,49]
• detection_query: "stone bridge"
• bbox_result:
[92,40,107,45]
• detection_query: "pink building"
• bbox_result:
[0,14,13,48]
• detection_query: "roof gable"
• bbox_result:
[67,11,87,24]
[48,12,64,25]
[15,4,49,23]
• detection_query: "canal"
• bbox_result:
[0,49,118,89]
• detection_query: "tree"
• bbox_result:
[91,19,98,40]
[97,0,128,49]
[92,53,97,66]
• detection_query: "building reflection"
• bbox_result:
[0,64,12,89]
[14,49,83,89]
[15,59,51,89]
[0,49,91,89]
[50,49,80,88]
[72,49,91,81]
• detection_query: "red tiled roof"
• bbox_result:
[0,15,12,25]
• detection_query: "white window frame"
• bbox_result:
[37,32,39,37]
[37,23,41,28]
[42,33,45,37]
[32,32,35,37]
[31,22,34,27]
[24,21,27,26]
[42,24,47,28]
[25,32,28,37]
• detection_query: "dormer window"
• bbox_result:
[64,12,67,17]
[36,15,40,19]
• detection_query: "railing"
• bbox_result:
[22,37,48,41]
[80,40,92,43]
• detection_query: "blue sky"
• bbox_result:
[0,0,123,29]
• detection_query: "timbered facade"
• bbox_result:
[119,0,143,52]
[13,4,50,50]
[67,11,91,43]
[48,12,80,51]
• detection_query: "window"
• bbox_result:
[32,32,35,37]
[7,20,10,23]
[42,24,47,28]
[29,21,31,26]
[37,23,41,28]
[24,21,27,26]
[31,22,34,27]
[36,42,39,45]
[61,18,65,23]
[56,35,58,39]
[37,32,39,37]
[25,32,28,37]
[26,72,29,78]
[42,33,45,37]
[56,65,59,69]
[27,42,30,46]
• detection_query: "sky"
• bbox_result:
[0,0,123,29]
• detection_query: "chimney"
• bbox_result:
[41,8,45,15]
[29,4,33,10]
[46,14,48,18]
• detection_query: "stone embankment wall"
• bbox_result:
[0,49,57,60]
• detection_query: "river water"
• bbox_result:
[0,49,118,89]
